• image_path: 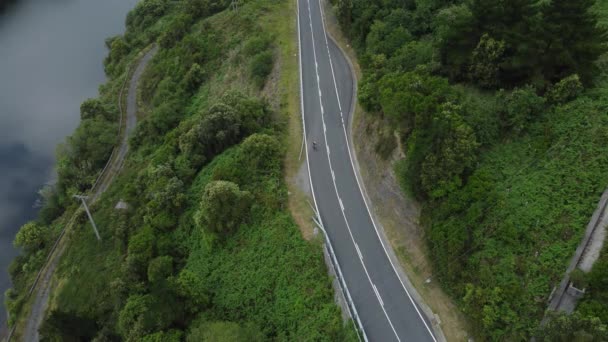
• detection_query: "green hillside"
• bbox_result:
[5,0,356,340]
[331,0,608,339]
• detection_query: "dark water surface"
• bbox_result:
[0,0,138,327]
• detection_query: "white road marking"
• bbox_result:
[373,284,385,307]
[305,0,401,340]
[295,1,365,341]
[316,0,438,340]
[355,243,363,260]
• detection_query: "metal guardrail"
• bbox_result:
[310,203,366,342]
[2,53,140,342]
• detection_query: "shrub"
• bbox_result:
[194,181,252,237]
[501,85,545,134]
[14,222,47,252]
[147,256,173,283]
[250,51,274,88]
[546,74,583,105]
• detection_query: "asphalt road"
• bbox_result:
[297,0,437,341]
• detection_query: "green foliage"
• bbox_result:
[158,13,193,48]
[468,33,505,89]
[118,294,156,340]
[244,35,273,56]
[39,310,98,342]
[420,103,479,199]
[80,98,115,121]
[540,0,608,84]
[547,74,584,105]
[194,180,252,238]
[182,63,206,93]
[14,221,47,251]
[570,268,589,290]
[577,247,608,324]
[250,50,274,88]
[187,320,263,342]
[176,269,210,313]
[141,330,183,342]
[366,20,412,57]
[336,0,608,339]
[147,256,173,283]
[126,0,169,32]
[500,85,545,134]
[27,2,352,341]
[536,311,608,341]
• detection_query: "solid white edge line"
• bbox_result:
[316,0,438,340]
[296,1,366,341]
[305,0,401,340]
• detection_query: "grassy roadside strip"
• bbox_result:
[271,0,316,240]
[320,1,470,340]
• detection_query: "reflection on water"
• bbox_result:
[0,0,138,328]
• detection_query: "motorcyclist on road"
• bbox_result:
[312,141,318,150]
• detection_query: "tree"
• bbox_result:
[118,294,156,341]
[175,269,209,313]
[366,20,412,58]
[141,330,183,342]
[420,103,479,198]
[126,0,169,31]
[148,256,173,283]
[221,91,271,136]
[14,221,46,252]
[194,181,252,237]
[540,0,608,84]
[501,85,545,134]
[536,311,608,341]
[239,134,282,175]
[335,0,353,32]
[378,70,452,135]
[546,74,584,105]
[250,51,274,88]
[187,321,263,342]
[182,63,206,93]
[179,102,242,164]
[469,34,506,88]
[80,98,114,121]
[159,14,193,48]
[39,310,98,342]
[435,4,476,80]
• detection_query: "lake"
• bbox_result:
[0,0,138,328]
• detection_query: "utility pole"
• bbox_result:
[231,0,241,12]
[73,195,101,241]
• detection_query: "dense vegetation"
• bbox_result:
[333,0,608,339]
[5,0,356,340]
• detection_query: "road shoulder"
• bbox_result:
[319,0,469,340]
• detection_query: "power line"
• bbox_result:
[73,195,101,241]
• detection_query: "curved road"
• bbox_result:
[297,0,437,341]
[22,46,157,342]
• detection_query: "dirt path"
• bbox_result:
[20,46,157,342]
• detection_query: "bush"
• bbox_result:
[194,181,252,237]
[546,74,584,105]
[244,35,273,56]
[187,321,263,342]
[148,256,173,283]
[250,51,274,88]
[14,222,47,252]
[501,85,546,134]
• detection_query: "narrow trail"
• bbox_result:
[21,46,157,342]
